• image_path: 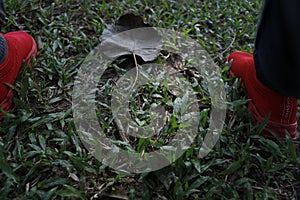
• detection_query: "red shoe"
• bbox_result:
[0,31,37,120]
[227,51,298,140]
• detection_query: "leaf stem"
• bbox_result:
[130,53,139,95]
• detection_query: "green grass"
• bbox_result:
[0,0,299,199]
